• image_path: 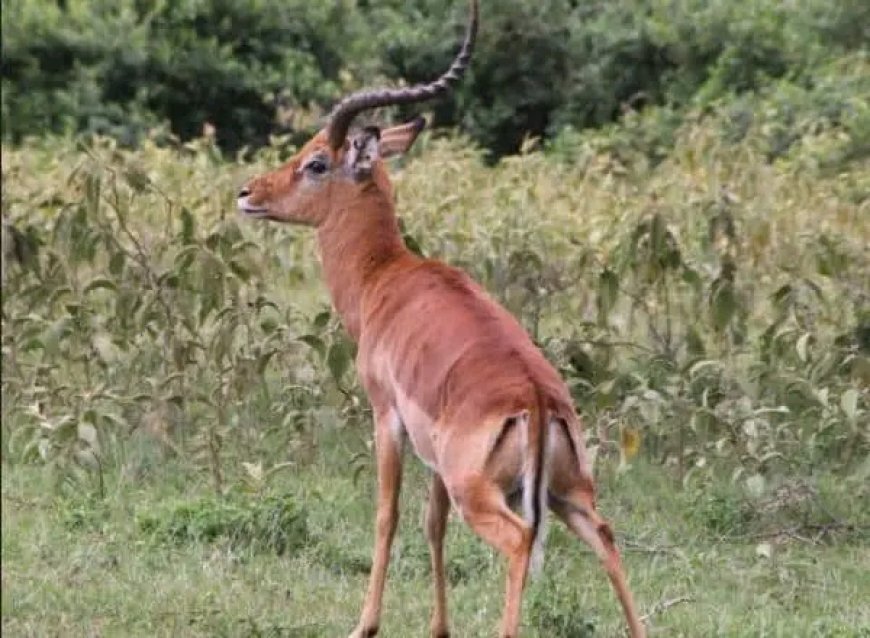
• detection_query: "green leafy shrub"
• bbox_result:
[371,0,577,158]
[2,83,866,497]
[138,493,309,555]
[527,578,597,638]
[312,542,372,576]
[3,0,868,157]
[0,136,357,494]
[687,485,755,536]
[1,0,363,151]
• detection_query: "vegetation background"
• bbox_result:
[2,0,868,636]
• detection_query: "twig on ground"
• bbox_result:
[623,539,684,558]
[743,522,863,543]
[784,529,814,544]
[640,595,695,623]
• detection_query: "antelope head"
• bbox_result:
[236,0,479,227]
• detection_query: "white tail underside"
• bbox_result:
[520,413,550,578]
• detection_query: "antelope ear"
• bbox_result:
[346,126,381,179]
[380,116,426,158]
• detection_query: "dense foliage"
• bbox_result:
[3,0,868,156]
[2,91,867,496]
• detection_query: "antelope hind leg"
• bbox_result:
[445,473,533,638]
[549,487,646,638]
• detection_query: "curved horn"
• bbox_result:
[327,0,479,151]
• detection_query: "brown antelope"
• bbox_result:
[237,1,645,636]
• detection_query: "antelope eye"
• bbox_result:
[305,158,329,175]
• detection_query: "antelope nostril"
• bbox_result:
[238,186,251,198]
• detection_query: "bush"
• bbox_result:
[527,578,597,638]
[1,0,364,151]
[138,493,309,555]
[371,0,576,157]
[361,0,867,156]
[3,0,868,157]
[0,136,363,494]
[2,85,867,494]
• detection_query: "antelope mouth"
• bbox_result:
[236,197,269,218]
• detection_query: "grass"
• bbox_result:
[3,432,869,637]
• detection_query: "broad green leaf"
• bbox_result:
[796,332,811,363]
[755,542,772,559]
[742,419,758,437]
[22,337,45,351]
[298,335,326,360]
[688,359,721,377]
[840,388,859,422]
[404,232,424,257]
[212,320,238,364]
[41,318,70,356]
[681,265,703,292]
[327,340,356,383]
[38,439,52,461]
[745,473,765,499]
[711,283,737,332]
[92,333,119,363]
[84,277,117,294]
[686,326,706,355]
[75,448,100,469]
[84,173,101,215]
[596,268,618,324]
[108,250,125,275]
[771,284,793,316]
[313,311,331,330]
[242,461,264,483]
[228,258,251,282]
[180,207,196,244]
[256,349,279,375]
[77,422,99,450]
[124,167,150,193]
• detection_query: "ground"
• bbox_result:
[3,428,868,638]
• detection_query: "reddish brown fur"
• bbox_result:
[239,125,645,638]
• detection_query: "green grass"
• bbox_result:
[3,439,868,637]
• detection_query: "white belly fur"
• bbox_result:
[392,382,438,470]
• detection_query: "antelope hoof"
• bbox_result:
[348,624,378,638]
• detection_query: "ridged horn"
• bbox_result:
[326,0,479,151]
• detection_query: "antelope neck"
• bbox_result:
[315,186,411,341]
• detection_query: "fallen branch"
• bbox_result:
[743,522,864,543]
[640,596,695,623]
[623,539,685,559]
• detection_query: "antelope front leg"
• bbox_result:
[426,473,451,638]
[350,408,404,638]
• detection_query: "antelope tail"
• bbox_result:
[521,392,550,577]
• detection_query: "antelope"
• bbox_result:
[237,1,645,636]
